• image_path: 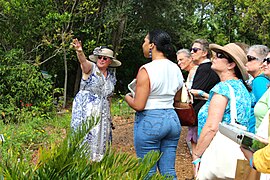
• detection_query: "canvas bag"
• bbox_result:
[196,83,246,179]
[235,159,261,180]
[174,83,197,126]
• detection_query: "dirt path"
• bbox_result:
[112,116,193,180]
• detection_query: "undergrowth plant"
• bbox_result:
[0,113,71,163]
[111,95,134,118]
[0,117,170,180]
[0,49,55,124]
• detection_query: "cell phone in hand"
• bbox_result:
[241,135,268,152]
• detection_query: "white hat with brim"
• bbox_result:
[210,43,249,81]
[89,47,121,68]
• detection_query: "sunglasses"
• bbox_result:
[216,52,232,59]
[190,47,202,53]
[98,56,110,61]
[247,55,259,62]
[263,58,270,64]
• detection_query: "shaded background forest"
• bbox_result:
[1,0,270,111]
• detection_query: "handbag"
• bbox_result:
[196,83,246,179]
[235,159,261,180]
[174,83,196,126]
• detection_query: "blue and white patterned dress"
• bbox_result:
[71,63,116,161]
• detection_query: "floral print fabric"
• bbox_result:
[71,63,116,161]
[198,79,252,136]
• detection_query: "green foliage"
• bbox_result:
[0,49,55,123]
[0,113,71,163]
[1,0,270,98]
[0,116,169,180]
[111,95,134,118]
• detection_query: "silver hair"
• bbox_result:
[248,45,269,61]
[176,48,191,58]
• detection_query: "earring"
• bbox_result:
[149,48,152,59]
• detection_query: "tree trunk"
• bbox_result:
[63,38,68,109]
[73,64,81,96]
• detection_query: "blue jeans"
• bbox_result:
[134,109,181,179]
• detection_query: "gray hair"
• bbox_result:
[176,48,191,58]
[248,45,269,61]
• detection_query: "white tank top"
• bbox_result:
[141,59,183,109]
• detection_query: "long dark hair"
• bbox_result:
[148,29,175,59]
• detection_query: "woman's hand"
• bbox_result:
[192,155,201,178]
[71,38,83,52]
[240,146,254,160]
[190,89,208,100]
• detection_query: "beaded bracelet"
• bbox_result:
[192,158,201,165]
[198,90,205,97]
[249,156,257,170]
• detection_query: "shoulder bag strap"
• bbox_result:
[226,82,247,130]
[226,83,237,124]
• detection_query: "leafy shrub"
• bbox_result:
[0,119,170,180]
[0,49,55,123]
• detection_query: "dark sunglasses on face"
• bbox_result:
[263,58,270,64]
[247,55,259,62]
[98,56,110,61]
[190,47,202,53]
[216,52,231,60]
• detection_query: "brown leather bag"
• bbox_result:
[175,102,196,126]
[174,83,197,126]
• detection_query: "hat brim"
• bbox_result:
[210,43,249,81]
[89,55,121,68]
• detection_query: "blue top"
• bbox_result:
[198,79,252,136]
[251,74,270,102]
[248,74,270,133]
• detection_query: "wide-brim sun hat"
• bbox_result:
[210,43,249,81]
[89,46,121,67]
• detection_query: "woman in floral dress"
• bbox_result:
[71,39,121,161]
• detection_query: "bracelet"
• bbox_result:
[192,158,201,165]
[249,156,257,170]
[198,90,205,97]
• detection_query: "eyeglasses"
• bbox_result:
[216,52,227,59]
[216,52,232,59]
[247,55,259,62]
[190,47,202,53]
[98,56,110,61]
[263,58,270,64]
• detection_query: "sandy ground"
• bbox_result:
[112,116,194,180]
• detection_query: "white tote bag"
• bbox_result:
[196,83,246,180]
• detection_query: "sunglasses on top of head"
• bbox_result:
[247,55,259,62]
[98,56,110,61]
[263,57,270,64]
[190,47,202,53]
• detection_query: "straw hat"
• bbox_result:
[210,43,249,81]
[89,46,121,67]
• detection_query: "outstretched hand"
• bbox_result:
[71,38,83,52]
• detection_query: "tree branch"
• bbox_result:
[36,48,62,65]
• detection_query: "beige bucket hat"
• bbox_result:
[89,46,121,67]
[210,43,249,81]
